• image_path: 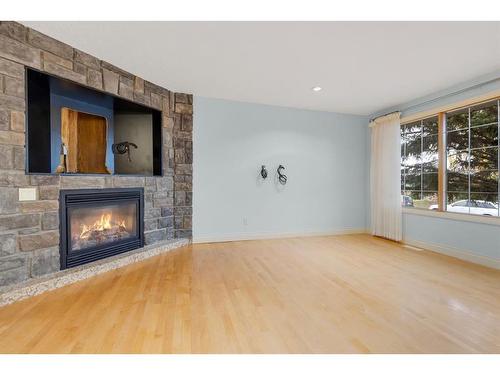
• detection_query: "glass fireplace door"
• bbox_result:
[68,202,138,252]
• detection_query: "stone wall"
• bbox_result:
[0,22,193,288]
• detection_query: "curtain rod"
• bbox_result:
[369,110,400,123]
[370,75,500,123]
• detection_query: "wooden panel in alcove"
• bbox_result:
[61,108,78,172]
[61,107,109,174]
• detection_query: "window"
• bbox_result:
[446,100,499,216]
[401,98,500,217]
[401,116,439,209]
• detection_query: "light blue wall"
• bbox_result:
[371,71,500,263]
[403,213,500,260]
[193,97,369,242]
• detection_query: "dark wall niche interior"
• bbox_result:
[26,68,162,176]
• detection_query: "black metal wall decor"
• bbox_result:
[277,165,287,185]
[112,141,138,162]
[261,165,268,179]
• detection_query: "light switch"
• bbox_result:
[19,187,38,201]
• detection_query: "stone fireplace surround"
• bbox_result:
[0,21,193,289]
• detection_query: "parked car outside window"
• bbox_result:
[428,200,499,216]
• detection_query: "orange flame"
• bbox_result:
[80,213,126,240]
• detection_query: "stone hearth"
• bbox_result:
[0,237,190,306]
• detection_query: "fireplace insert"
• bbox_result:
[59,188,144,269]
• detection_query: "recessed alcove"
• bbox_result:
[26,68,163,176]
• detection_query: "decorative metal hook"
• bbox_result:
[260,165,268,179]
[277,165,287,185]
[112,141,138,162]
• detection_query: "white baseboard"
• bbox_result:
[193,228,368,244]
[403,238,500,270]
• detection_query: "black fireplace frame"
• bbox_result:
[59,188,144,269]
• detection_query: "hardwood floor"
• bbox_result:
[0,234,499,353]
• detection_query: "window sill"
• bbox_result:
[403,207,500,227]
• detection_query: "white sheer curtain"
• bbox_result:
[370,112,402,241]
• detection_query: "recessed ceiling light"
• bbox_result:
[312,86,322,92]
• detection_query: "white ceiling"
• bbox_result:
[23,22,500,115]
